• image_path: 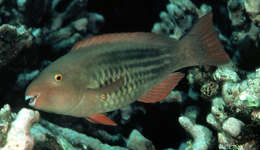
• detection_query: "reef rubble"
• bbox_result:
[0,104,159,150]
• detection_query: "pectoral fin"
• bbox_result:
[87,114,117,126]
[138,72,184,103]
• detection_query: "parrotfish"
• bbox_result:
[25,13,230,126]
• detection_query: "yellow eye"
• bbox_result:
[54,73,63,82]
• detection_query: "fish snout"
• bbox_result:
[25,94,39,107]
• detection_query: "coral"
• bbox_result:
[227,0,246,27]
[185,66,217,101]
[251,109,260,121]
[161,90,183,103]
[227,0,257,42]
[0,0,104,55]
[0,24,33,69]
[152,0,211,40]
[226,0,260,69]
[35,119,128,150]
[206,97,259,150]
[200,81,219,99]
[244,0,260,26]
[153,1,260,149]
[2,106,39,150]
[222,67,260,110]
[174,105,213,150]
[205,67,260,149]
[178,115,213,150]
[0,105,130,150]
[0,104,13,147]
[127,129,156,150]
[222,117,245,137]
[213,63,240,82]
[0,0,259,149]
[186,67,213,85]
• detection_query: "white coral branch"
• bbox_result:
[2,108,40,150]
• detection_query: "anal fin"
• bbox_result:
[87,114,117,126]
[138,72,184,103]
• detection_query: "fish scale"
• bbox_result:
[96,52,171,112]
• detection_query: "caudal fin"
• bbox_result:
[180,13,230,66]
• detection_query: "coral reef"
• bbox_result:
[205,67,260,149]
[0,104,13,147]
[0,0,104,70]
[222,67,260,110]
[1,104,39,150]
[152,0,212,40]
[0,105,160,150]
[127,129,156,150]
[0,24,33,69]
[152,0,260,149]
[178,106,213,150]
[244,0,260,26]
[226,0,260,69]
[179,116,213,150]
[0,0,260,149]
[33,119,128,150]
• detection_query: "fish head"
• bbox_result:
[25,60,85,115]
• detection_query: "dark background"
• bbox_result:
[87,0,169,33]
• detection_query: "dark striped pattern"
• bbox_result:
[91,46,172,110]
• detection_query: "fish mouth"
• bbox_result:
[25,95,39,106]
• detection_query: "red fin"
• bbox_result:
[181,13,230,66]
[87,114,117,126]
[138,72,184,103]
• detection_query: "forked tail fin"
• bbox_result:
[179,13,230,67]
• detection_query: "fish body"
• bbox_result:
[25,13,230,126]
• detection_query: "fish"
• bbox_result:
[25,13,230,126]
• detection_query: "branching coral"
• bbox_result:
[222,67,260,110]
[0,104,13,147]
[178,115,213,150]
[152,0,211,40]
[127,129,156,150]
[204,67,260,149]
[153,0,260,149]
[0,0,104,68]
[1,105,39,150]
[0,24,33,69]
[244,0,260,26]
[34,119,128,150]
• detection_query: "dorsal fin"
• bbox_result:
[138,72,184,103]
[71,32,173,51]
[71,33,142,50]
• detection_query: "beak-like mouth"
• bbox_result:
[25,95,39,106]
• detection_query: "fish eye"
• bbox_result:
[54,73,63,82]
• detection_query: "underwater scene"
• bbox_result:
[0,0,260,149]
